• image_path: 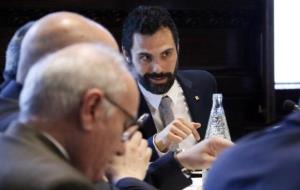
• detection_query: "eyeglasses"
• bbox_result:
[104,95,149,141]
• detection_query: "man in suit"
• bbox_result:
[122,6,217,157]
[0,21,34,131]
[0,43,155,190]
[122,4,217,160]
[121,5,222,189]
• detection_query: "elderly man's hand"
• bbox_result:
[106,131,152,183]
[154,118,201,152]
[175,136,234,170]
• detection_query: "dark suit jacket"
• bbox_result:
[205,111,300,190]
[138,70,217,157]
[0,80,21,131]
[0,122,157,190]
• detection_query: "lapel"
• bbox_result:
[176,72,202,123]
[138,90,157,138]
[176,72,207,139]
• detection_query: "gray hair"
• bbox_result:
[19,43,127,121]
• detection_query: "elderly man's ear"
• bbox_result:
[80,88,105,131]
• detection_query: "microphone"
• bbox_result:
[283,99,300,113]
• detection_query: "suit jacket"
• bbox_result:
[205,111,300,190]
[138,70,217,157]
[0,80,21,131]
[0,122,157,190]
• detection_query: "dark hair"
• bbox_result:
[121,6,179,57]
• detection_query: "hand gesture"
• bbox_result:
[106,131,152,183]
[175,136,234,170]
[154,118,201,152]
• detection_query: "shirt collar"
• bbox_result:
[42,132,70,160]
[138,79,180,110]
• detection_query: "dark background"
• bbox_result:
[0,0,297,141]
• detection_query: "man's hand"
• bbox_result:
[106,131,152,183]
[154,118,201,152]
[175,136,234,170]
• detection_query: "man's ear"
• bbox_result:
[80,88,104,131]
[121,46,130,63]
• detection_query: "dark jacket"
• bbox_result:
[0,80,21,131]
[205,111,300,190]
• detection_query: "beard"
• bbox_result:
[138,72,176,94]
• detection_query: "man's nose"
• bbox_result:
[151,59,163,73]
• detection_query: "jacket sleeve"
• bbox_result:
[115,177,158,190]
[145,152,192,190]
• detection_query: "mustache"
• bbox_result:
[144,72,173,79]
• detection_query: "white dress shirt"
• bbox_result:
[138,80,197,156]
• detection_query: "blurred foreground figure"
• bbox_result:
[0,11,118,131]
[205,111,300,190]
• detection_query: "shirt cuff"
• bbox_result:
[152,134,168,157]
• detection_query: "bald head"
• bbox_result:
[17,11,118,83]
[20,42,137,122]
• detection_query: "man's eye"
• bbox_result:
[139,54,151,62]
[162,50,172,58]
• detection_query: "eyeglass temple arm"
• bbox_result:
[136,113,149,128]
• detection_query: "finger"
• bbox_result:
[170,124,189,139]
[201,154,216,169]
[128,131,143,146]
[144,148,152,162]
[122,126,138,141]
[172,119,192,136]
[192,122,201,129]
[191,124,201,141]
[209,137,234,155]
[168,133,183,144]
[138,139,148,153]
[177,119,200,141]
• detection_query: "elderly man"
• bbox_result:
[0,12,118,131]
[0,43,155,190]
